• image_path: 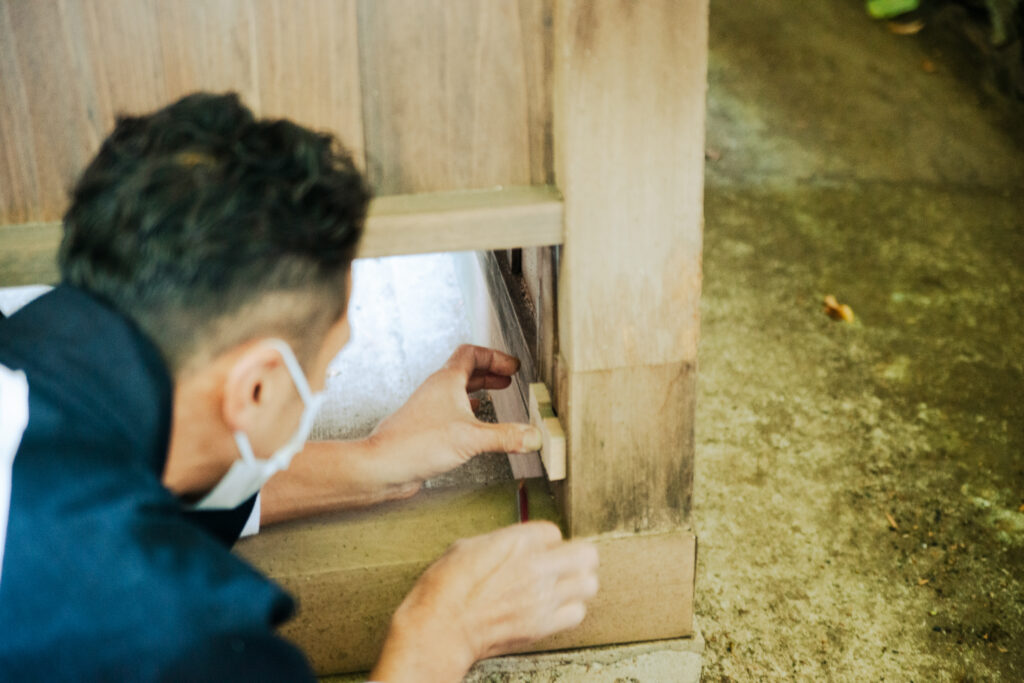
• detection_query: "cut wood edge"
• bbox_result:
[358,186,564,258]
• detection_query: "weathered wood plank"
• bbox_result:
[0,0,363,224]
[559,361,696,536]
[243,0,364,160]
[356,0,552,195]
[235,480,695,675]
[553,0,707,373]
[0,3,42,225]
[0,1,101,225]
[551,0,707,541]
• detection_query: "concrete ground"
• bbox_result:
[698,1,1023,680]
[325,1,1024,679]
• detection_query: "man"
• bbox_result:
[0,93,598,681]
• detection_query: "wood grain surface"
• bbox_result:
[551,0,708,538]
[1,1,553,225]
[553,0,708,373]
[356,0,552,194]
[0,0,363,224]
[559,360,697,536]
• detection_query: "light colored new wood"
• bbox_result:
[0,223,61,287]
[0,187,565,287]
[235,480,695,675]
[528,382,565,481]
[356,0,552,195]
[358,186,563,258]
[0,0,363,225]
[552,0,707,539]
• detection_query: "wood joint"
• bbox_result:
[528,382,566,481]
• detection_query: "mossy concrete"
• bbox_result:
[697,1,1024,680]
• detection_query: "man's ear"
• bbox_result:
[221,342,288,433]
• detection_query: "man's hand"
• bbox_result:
[259,345,542,525]
[368,344,543,488]
[370,522,600,682]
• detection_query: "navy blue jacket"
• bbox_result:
[0,286,314,681]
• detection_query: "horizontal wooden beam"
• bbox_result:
[234,480,695,675]
[360,185,564,258]
[0,222,61,287]
[0,186,564,287]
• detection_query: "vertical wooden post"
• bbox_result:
[552,0,708,538]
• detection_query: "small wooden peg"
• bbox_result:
[528,382,566,481]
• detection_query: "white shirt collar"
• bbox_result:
[0,364,30,587]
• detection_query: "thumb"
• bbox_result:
[472,421,543,455]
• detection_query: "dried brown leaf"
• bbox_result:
[824,295,855,323]
[888,19,925,35]
[885,512,898,530]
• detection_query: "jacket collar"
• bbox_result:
[0,285,173,475]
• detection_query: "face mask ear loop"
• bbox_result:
[192,340,324,511]
[265,338,318,407]
[234,431,258,464]
[261,338,325,473]
[271,404,320,473]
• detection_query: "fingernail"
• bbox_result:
[521,425,543,451]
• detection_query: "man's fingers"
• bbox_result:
[446,344,520,382]
[514,520,564,547]
[548,601,588,634]
[544,540,600,577]
[466,371,514,393]
[554,567,600,604]
[474,421,543,454]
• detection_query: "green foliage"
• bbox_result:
[866,0,921,19]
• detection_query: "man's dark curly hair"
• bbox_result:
[59,92,369,373]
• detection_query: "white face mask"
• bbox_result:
[192,338,326,511]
